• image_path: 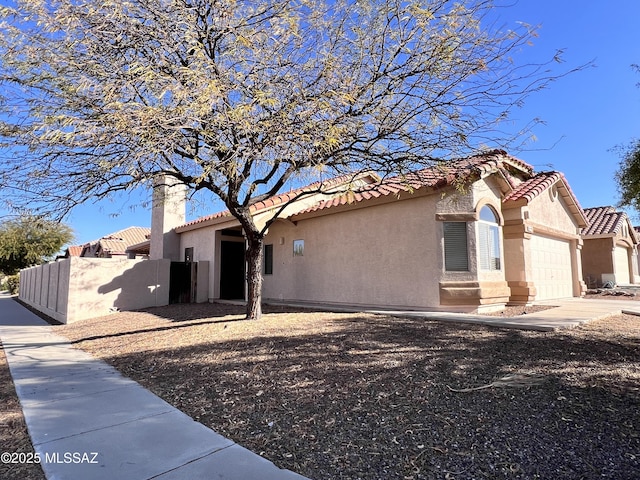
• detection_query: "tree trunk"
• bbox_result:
[244,233,264,321]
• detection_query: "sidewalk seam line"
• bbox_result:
[31,409,177,446]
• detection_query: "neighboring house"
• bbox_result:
[77,227,151,258]
[125,239,151,259]
[62,245,83,258]
[581,206,639,287]
[22,224,162,324]
[165,150,588,312]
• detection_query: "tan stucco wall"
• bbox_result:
[527,189,580,234]
[581,238,614,286]
[437,178,510,310]
[179,223,242,301]
[172,174,584,310]
[263,192,442,309]
[581,234,639,286]
[502,180,585,303]
[19,263,70,323]
[262,177,509,311]
[150,177,186,261]
[180,225,219,301]
[19,258,170,324]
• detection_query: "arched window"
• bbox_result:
[478,205,501,271]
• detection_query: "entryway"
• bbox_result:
[220,241,245,300]
[169,262,197,304]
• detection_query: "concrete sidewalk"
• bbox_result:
[0,294,308,480]
[393,297,640,331]
[268,297,640,331]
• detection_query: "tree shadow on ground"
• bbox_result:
[137,302,314,322]
[73,312,640,480]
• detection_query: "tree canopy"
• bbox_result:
[0,0,574,318]
[616,65,640,212]
[616,139,640,211]
[0,216,74,275]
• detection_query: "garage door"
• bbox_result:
[530,235,574,300]
[614,246,631,285]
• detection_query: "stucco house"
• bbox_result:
[163,150,588,312]
[66,226,151,259]
[581,206,639,287]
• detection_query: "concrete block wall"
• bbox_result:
[19,258,171,324]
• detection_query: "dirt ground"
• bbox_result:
[42,303,640,480]
[1,300,638,479]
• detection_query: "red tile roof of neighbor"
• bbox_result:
[84,226,151,255]
[582,206,638,240]
[66,245,83,257]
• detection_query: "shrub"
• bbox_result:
[3,274,19,294]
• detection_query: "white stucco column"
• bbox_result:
[150,175,187,261]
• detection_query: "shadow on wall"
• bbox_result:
[96,259,171,313]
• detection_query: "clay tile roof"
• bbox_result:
[176,150,533,227]
[176,172,377,230]
[66,245,83,257]
[582,206,635,238]
[95,226,151,254]
[176,210,234,230]
[293,150,532,216]
[502,171,562,203]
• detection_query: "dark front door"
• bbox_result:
[220,241,245,299]
[169,262,193,304]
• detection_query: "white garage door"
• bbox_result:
[614,246,631,285]
[530,235,574,300]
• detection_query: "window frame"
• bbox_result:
[443,221,469,272]
[477,205,502,271]
[293,239,304,257]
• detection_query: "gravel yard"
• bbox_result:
[52,303,640,480]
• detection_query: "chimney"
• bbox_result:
[150,175,186,261]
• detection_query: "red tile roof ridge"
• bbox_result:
[294,151,534,216]
[503,171,587,227]
[502,171,561,203]
[177,151,532,226]
[176,171,377,230]
[582,206,634,237]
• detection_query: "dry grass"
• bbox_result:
[50,303,640,480]
[0,345,46,480]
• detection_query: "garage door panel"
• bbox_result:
[530,235,573,300]
[615,246,630,285]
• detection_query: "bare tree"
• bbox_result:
[0,0,572,319]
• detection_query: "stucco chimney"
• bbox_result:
[150,175,186,261]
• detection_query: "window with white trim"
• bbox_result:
[443,222,469,271]
[478,205,501,271]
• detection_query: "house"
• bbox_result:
[581,206,639,287]
[61,245,83,258]
[67,226,151,259]
[165,150,588,312]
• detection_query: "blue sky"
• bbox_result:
[493,0,640,212]
[9,0,640,245]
